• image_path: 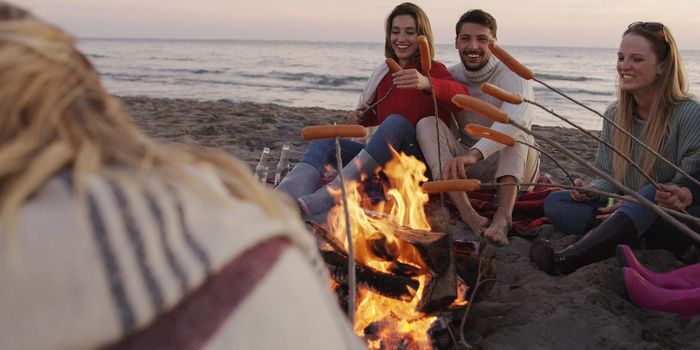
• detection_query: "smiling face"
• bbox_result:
[617,33,663,96]
[455,22,493,71]
[390,15,418,66]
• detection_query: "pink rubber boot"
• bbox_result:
[623,267,700,316]
[617,245,700,289]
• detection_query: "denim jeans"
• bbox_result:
[299,114,425,174]
[545,183,699,243]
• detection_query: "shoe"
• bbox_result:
[617,245,700,289]
[529,239,556,274]
[530,212,637,275]
[623,267,700,316]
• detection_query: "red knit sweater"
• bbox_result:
[359,61,468,127]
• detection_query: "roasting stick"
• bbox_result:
[480,82,661,190]
[465,124,576,185]
[354,58,402,121]
[488,42,700,189]
[302,124,368,324]
[415,35,447,212]
[422,179,700,226]
[449,94,700,243]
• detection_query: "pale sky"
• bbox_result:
[19,0,700,49]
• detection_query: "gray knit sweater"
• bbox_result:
[591,97,700,195]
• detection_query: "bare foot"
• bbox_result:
[459,209,489,236]
[484,214,511,246]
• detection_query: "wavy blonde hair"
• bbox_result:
[0,2,293,233]
[612,23,688,185]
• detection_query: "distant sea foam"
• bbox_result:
[79,39,700,131]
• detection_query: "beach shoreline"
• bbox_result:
[121,95,700,349]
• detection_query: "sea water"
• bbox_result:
[79,39,700,131]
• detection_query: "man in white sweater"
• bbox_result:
[416,9,539,245]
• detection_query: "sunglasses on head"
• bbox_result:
[628,21,664,31]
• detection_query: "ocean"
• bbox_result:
[79,39,700,131]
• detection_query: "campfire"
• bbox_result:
[318,148,473,349]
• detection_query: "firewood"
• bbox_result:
[417,205,457,313]
[321,250,419,301]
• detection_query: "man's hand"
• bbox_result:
[442,149,483,180]
[392,69,431,91]
[570,178,599,202]
[656,183,693,211]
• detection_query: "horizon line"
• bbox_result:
[78,37,625,51]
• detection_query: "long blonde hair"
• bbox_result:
[0,2,292,232]
[612,23,688,184]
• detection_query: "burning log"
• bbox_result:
[408,205,457,313]
[321,250,419,301]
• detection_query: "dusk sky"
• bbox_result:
[20,0,700,49]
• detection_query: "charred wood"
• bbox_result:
[321,250,419,301]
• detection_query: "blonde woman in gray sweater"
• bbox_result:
[531,22,700,276]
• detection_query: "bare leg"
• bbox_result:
[447,190,488,236]
[484,175,517,246]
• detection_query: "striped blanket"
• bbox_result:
[0,167,364,349]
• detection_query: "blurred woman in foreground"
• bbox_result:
[0,2,362,349]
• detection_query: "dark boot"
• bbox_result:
[530,212,638,275]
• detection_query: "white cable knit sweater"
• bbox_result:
[448,56,536,159]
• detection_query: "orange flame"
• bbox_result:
[327,147,445,349]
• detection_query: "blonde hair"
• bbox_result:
[612,23,688,185]
[384,2,435,71]
[0,2,293,233]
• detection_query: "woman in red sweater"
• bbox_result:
[276,2,467,223]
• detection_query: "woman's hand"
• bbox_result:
[596,199,624,220]
[655,183,693,211]
[570,178,600,202]
[392,69,431,92]
[346,110,361,124]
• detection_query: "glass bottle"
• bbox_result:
[273,145,290,186]
[255,147,270,184]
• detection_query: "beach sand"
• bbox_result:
[122,96,700,349]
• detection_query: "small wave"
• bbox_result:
[172,76,362,93]
[535,73,601,82]
[88,54,108,59]
[240,71,366,87]
[534,86,613,97]
[101,72,171,84]
[160,68,227,74]
[148,56,196,62]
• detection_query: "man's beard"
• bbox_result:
[462,50,489,71]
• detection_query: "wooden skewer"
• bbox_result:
[301,123,363,324]
[464,123,575,184]
[422,179,700,226]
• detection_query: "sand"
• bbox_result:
[122,96,700,349]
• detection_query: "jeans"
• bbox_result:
[300,114,425,174]
[545,183,700,246]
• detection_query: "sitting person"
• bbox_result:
[416,9,540,245]
[275,2,467,223]
[0,3,363,349]
[531,21,700,275]
[618,178,700,316]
